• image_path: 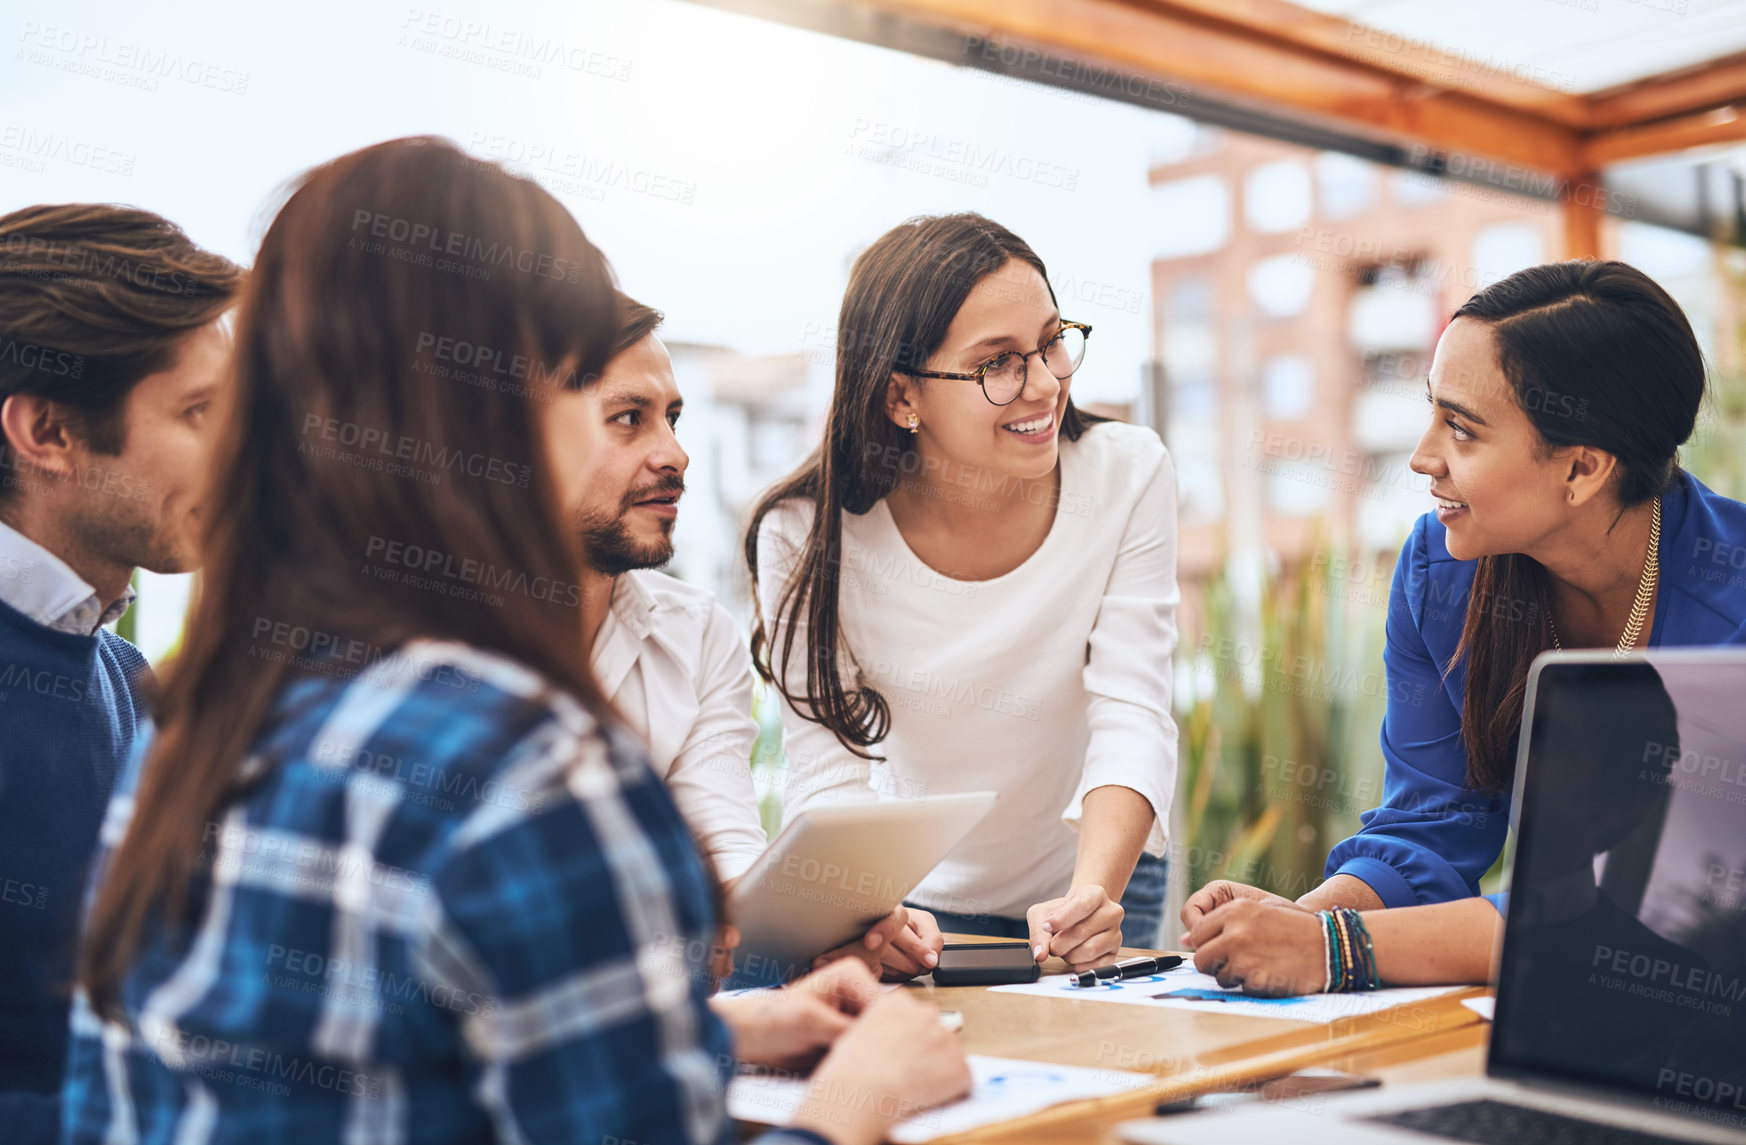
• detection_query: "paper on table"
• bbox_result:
[1462,996,1495,1021]
[988,965,1464,1024]
[727,1054,1155,1143]
[717,982,906,1000]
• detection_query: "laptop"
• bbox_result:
[1122,649,1746,1145]
[728,790,997,987]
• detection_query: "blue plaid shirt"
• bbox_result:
[60,640,826,1145]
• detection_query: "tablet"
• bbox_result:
[727,791,997,986]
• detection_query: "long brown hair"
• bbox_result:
[0,203,242,476]
[1448,260,1703,792]
[743,213,1104,758]
[80,137,620,1014]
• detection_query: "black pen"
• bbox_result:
[1072,954,1183,987]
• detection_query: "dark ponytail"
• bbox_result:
[1449,260,1704,791]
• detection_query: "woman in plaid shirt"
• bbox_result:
[60,137,968,1145]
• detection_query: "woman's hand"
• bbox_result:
[876,906,943,979]
[790,987,972,1145]
[1178,879,1301,931]
[1180,899,1328,996]
[711,958,882,1072]
[811,905,942,981]
[1026,885,1124,972]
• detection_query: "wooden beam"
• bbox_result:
[857,0,1588,173]
[1125,0,1593,127]
[1583,103,1746,168]
[1585,51,1746,130]
[1562,171,1605,259]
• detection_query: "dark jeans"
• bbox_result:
[913,851,1170,950]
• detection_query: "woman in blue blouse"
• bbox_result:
[1177,259,1746,995]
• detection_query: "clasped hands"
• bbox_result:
[1176,880,1328,996]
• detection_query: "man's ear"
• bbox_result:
[885,372,919,431]
[0,393,79,482]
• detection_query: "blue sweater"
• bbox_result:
[1325,469,1746,909]
[0,596,147,1145]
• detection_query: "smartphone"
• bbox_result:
[930,941,1041,987]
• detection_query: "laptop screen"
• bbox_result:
[1491,653,1746,1127]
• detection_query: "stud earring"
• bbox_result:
[907,414,919,434]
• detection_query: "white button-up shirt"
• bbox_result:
[0,519,136,635]
[591,568,769,881]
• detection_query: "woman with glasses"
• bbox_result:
[745,213,1178,972]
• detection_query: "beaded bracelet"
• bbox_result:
[1318,909,1343,992]
[1318,908,1334,992]
[1348,908,1381,990]
[1323,908,1381,992]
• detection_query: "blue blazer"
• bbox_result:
[1324,469,1746,909]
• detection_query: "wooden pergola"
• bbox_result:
[700,0,1746,255]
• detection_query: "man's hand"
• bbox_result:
[1180,899,1327,996]
[793,987,972,1145]
[1027,885,1123,972]
[1179,879,1301,932]
[711,958,882,1071]
[709,923,740,988]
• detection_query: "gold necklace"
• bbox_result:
[1548,494,1660,659]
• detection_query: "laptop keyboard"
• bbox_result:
[1367,1099,1696,1145]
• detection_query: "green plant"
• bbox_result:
[1681,247,1746,501]
[1176,538,1391,902]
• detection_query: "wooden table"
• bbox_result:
[739,933,1492,1144]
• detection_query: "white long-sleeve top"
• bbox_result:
[757,421,1180,918]
[592,568,770,881]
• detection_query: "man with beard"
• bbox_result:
[0,204,241,1143]
[575,295,941,979]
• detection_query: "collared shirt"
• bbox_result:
[0,519,134,635]
[592,569,768,881]
[60,639,824,1145]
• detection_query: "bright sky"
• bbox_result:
[2,0,1182,401]
[3,0,1197,655]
